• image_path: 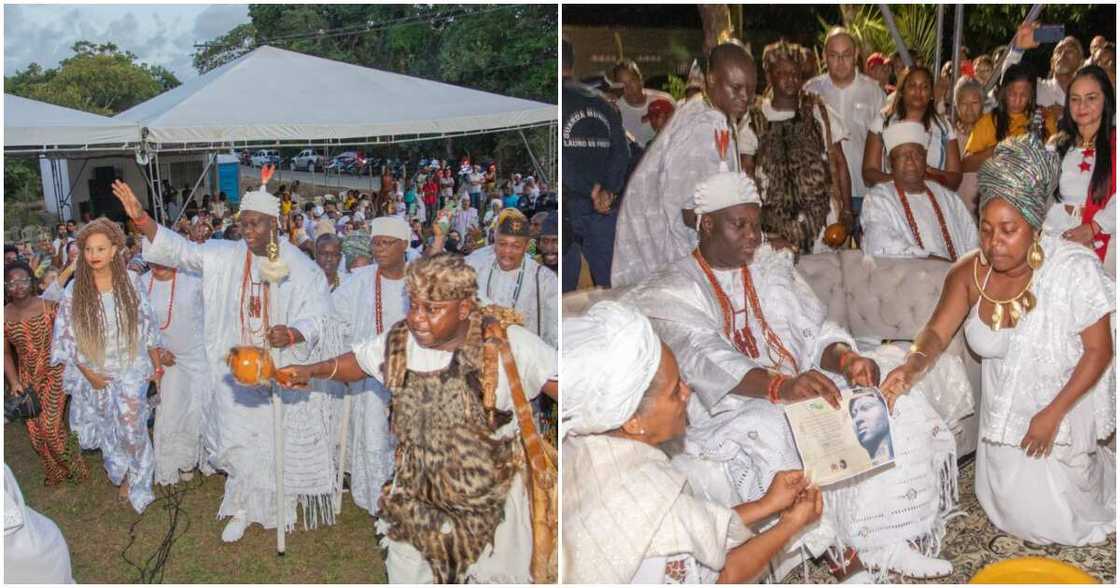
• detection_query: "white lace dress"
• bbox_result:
[51,272,161,513]
[968,236,1116,545]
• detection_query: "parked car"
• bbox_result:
[251,149,281,168]
[291,149,324,172]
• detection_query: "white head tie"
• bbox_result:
[561,301,662,439]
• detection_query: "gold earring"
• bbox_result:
[1027,238,1044,270]
[979,248,988,266]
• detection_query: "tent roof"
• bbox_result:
[4,94,141,149]
[116,45,555,145]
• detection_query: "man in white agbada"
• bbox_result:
[803,28,888,207]
[612,41,758,288]
[112,177,340,543]
[466,208,558,347]
[623,170,965,581]
[861,121,979,260]
[562,301,824,584]
[276,254,558,583]
[143,262,213,485]
[329,217,410,515]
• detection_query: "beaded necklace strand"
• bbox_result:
[146,269,177,331]
[238,250,270,344]
[894,181,959,261]
[692,249,800,374]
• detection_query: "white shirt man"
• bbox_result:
[861,122,979,259]
[616,88,676,147]
[466,210,558,348]
[803,30,887,204]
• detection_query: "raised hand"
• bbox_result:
[111,180,145,220]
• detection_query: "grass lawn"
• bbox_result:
[4,421,387,583]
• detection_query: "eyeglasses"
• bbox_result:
[6,278,32,287]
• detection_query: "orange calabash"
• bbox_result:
[227,346,275,386]
[823,223,849,249]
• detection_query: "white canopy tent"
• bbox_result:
[111,45,556,223]
[6,45,556,223]
[115,45,555,147]
[4,94,141,152]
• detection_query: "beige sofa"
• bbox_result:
[562,250,982,456]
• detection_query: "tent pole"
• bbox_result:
[63,159,90,221]
[933,5,945,86]
[950,5,964,121]
[518,129,551,187]
[154,153,166,225]
[878,4,914,68]
[172,153,217,226]
[50,159,64,222]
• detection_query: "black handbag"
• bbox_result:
[5,386,42,420]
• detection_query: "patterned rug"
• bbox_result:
[780,458,1116,583]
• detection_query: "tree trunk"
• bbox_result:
[698,4,733,55]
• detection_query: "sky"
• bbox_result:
[4,4,251,81]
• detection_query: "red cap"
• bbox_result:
[642,98,675,122]
[866,52,887,72]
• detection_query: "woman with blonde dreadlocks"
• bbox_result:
[50,218,162,512]
[277,254,558,583]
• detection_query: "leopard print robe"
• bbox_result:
[378,317,518,583]
[751,93,837,252]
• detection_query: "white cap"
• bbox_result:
[561,301,662,439]
[693,165,761,222]
[370,217,410,242]
[240,188,279,218]
[882,121,930,154]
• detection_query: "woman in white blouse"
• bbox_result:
[1044,65,1115,275]
[863,66,963,191]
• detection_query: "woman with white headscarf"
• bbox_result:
[562,301,823,584]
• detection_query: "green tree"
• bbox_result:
[4,41,180,216]
[5,40,180,115]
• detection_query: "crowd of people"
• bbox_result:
[4,155,559,583]
[562,17,1114,585]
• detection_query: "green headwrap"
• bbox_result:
[342,231,372,260]
[977,134,1059,229]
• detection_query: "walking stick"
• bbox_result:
[334,392,352,515]
[269,350,286,556]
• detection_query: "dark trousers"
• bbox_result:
[562,194,616,292]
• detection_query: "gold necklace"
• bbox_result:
[1079,131,1098,150]
[972,257,1036,331]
